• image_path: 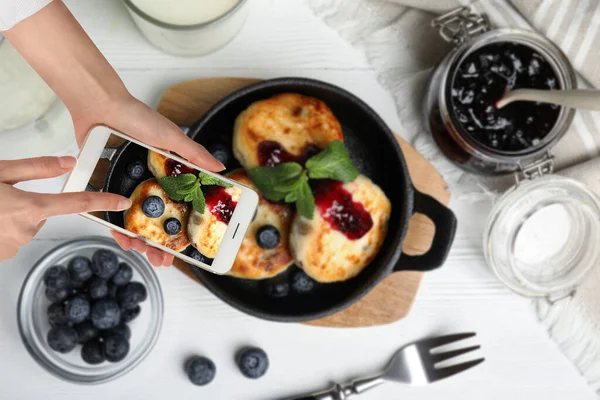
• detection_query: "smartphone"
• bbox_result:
[62,125,259,274]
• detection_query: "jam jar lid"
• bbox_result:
[484,175,600,299]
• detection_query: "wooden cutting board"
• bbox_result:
[156,78,450,328]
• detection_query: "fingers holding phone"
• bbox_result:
[64,126,259,275]
[0,156,131,263]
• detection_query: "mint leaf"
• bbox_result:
[306,140,359,182]
[248,162,303,201]
[158,173,207,213]
[274,171,306,194]
[191,186,206,214]
[272,171,315,219]
[295,179,315,219]
[159,174,197,201]
[199,171,232,188]
[183,193,195,202]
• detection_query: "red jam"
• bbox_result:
[258,141,321,167]
[165,159,195,176]
[312,180,373,240]
[204,186,237,225]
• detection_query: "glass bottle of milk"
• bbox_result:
[0,34,76,159]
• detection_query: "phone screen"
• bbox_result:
[87,134,245,267]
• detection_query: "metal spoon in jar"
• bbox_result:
[496,88,600,111]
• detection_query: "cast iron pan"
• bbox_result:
[101,78,457,322]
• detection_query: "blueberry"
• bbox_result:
[68,256,93,283]
[189,249,211,264]
[91,249,119,279]
[88,276,108,300]
[47,326,78,354]
[256,225,280,250]
[237,347,269,379]
[45,287,69,303]
[266,282,289,298]
[107,281,119,298]
[105,323,131,341]
[291,270,316,294]
[185,356,216,386]
[43,265,70,289]
[90,298,121,329]
[127,160,145,180]
[207,143,232,168]
[163,218,181,235]
[121,305,141,323]
[74,321,99,344]
[81,339,105,365]
[142,196,165,218]
[103,334,130,362]
[47,303,68,327]
[65,296,90,324]
[112,263,133,286]
[118,282,147,310]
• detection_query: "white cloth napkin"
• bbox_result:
[308,0,600,394]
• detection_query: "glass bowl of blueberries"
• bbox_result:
[17,236,163,384]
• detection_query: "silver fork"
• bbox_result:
[284,332,484,400]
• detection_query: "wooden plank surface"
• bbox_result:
[157,77,450,327]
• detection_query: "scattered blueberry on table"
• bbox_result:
[185,356,217,386]
[42,250,148,365]
[237,347,269,379]
[142,196,165,218]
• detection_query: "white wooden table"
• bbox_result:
[0,1,596,399]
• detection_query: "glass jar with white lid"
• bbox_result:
[425,8,600,302]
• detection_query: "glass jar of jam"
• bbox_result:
[423,7,576,175]
[425,9,600,304]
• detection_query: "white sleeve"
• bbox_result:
[0,0,54,31]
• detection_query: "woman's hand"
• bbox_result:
[0,156,130,262]
[3,1,224,266]
[70,93,223,267]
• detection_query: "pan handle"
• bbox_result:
[395,190,457,272]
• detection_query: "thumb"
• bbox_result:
[36,191,132,219]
